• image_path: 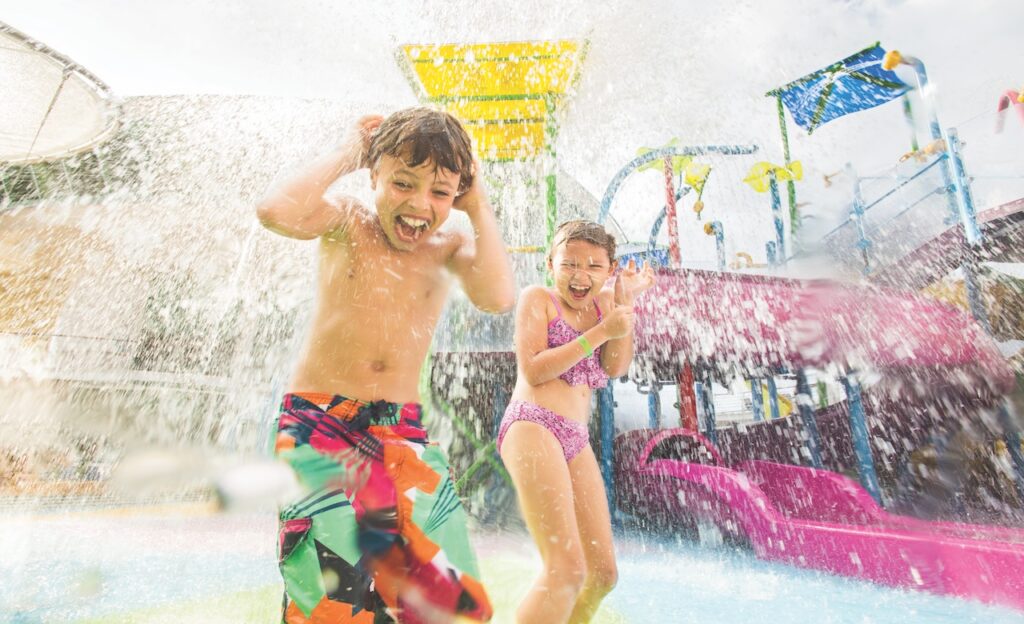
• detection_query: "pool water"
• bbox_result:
[1,506,1021,623]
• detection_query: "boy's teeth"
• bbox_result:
[398,215,428,228]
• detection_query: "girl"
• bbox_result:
[498,220,655,623]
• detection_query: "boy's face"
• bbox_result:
[548,240,615,311]
[370,152,461,252]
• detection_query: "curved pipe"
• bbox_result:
[597,144,758,226]
[646,186,693,254]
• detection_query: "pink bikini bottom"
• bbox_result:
[497,400,590,462]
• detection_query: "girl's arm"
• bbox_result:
[515,286,623,386]
[600,260,654,377]
[599,291,634,378]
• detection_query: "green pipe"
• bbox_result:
[777,96,799,237]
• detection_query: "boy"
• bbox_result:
[257,108,514,623]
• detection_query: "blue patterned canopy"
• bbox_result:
[768,43,911,134]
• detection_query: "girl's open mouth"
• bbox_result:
[568,284,591,300]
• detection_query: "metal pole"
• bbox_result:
[647,383,661,429]
[544,95,558,286]
[841,374,882,504]
[902,94,919,152]
[998,404,1024,501]
[768,172,785,260]
[846,162,872,275]
[677,364,699,430]
[664,156,682,267]
[776,96,799,237]
[901,54,959,225]
[946,128,982,245]
[750,377,765,422]
[796,369,824,468]
[701,381,718,446]
[598,384,616,511]
[767,376,781,420]
[707,221,725,271]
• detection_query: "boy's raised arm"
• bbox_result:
[447,168,516,313]
[256,115,382,240]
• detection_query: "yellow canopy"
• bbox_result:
[398,40,586,161]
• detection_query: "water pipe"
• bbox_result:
[704,221,725,271]
[750,377,765,422]
[663,156,682,267]
[766,376,781,420]
[795,370,824,469]
[882,50,961,228]
[841,373,882,504]
[768,172,786,260]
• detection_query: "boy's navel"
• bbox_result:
[370,360,387,372]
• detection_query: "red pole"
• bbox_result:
[663,156,681,268]
[677,363,699,431]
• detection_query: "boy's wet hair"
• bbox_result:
[367,107,474,194]
[549,220,617,263]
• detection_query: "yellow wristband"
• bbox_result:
[577,335,594,357]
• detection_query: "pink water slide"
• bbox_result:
[615,428,1024,610]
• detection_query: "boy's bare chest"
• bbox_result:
[319,238,449,309]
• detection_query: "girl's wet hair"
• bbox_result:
[549,220,617,263]
[367,107,474,194]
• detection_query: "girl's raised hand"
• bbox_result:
[614,259,656,306]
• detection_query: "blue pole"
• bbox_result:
[598,384,616,511]
[707,221,725,271]
[750,377,765,422]
[768,173,785,260]
[701,381,718,446]
[694,381,706,432]
[902,55,960,225]
[946,128,982,244]
[845,163,872,275]
[998,404,1024,501]
[647,383,661,429]
[766,376,781,420]
[795,369,824,469]
[841,374,882,504]
[766,241,777,266]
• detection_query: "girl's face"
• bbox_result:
[548,239,615,311]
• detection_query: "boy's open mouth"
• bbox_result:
[568,283,591,301]
[395,214,430,243]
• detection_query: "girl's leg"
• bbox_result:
[566,445,618,624]
[500,421,587,624]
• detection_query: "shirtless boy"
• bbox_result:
[257,108,515,623]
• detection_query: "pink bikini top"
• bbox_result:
[547,292,609,389]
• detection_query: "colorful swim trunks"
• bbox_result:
[275,392,492,623]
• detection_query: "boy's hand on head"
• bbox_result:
[452,159,488,214]
[614,259,656,306]
[342,115,384,169]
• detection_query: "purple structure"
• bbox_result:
[615,428,1024,610]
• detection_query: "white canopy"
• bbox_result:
[0,22,118,163]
